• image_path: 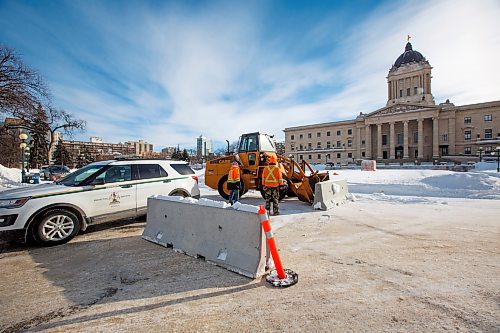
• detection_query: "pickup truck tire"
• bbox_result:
[33,209,81,246]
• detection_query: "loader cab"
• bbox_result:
[237,133,276,168]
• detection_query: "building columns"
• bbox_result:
[377,123,383,159]
[403,121,409,159]
[432,117,439,158]
[365,125,371,159]
[389,122,395,159]
[356,127,361,159]
[418,119,424,159]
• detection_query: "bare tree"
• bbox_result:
[45,107,86,163]
[0,45,49,116]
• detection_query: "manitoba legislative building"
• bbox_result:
[284,42,500,164]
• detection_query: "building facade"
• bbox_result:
[284,42,500,164]
[62,139,136,163]
[197,135,213,158]
[125,140,153,156]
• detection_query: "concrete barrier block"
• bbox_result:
[361,160,377,171]
[313,179,349,210]
[142,196,267,278]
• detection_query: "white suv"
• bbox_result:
[0,159,200,246]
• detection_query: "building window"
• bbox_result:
[308,143,312,149]
[318,154,321,159]
[337,153,341,158]
[317,142,321,149]
[485,129,492,139]
[382,135,387,145]
[399,89,402,97]
[317,132,321,138]
[414,87,418,95]
[326,154,330,159]
[362,152,366,157]
[442,134,448,142]
[348,153,352,158]
[406,88,410,96]
[361,140,365,145]
[291,135,294,140]
[464,147,471,155]
[308,155,312,160]
[326,141,331,148]
[485,146,492,152]
[347,129,352,135]
[299,144,303,150]
[464,131,471,141]
[413,132,418,144]
[308,133,312,139]
[484,114,492,121]
[464,117,471,124]
[291,147,295,151]
[336,141,341,148]
[397,133,404,145]
[299,155,303,160]
[348,139,352,147]
[327,131,331,137]
[336,130,341,136]
[299,134,303,139]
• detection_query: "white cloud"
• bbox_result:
[14,0,499,149]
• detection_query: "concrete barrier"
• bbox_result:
[142,196,267,278]
[313,179,349,210]
[361,160,377,171]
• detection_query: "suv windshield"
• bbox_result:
[57,164,107,187]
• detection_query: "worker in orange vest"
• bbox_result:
[261,155,284,216]
[227,161,241,205]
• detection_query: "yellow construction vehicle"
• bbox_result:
[204,132,330,204]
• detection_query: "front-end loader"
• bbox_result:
[204,132,330,204]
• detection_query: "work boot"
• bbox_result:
[273,212,280,216]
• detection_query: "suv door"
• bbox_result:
[84,164,137,222]
[135,163,170,214]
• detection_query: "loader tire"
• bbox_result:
[218,175,245,200]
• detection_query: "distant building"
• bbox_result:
[126,140,153,156]
[90,136,102,143]
[62,139,135,166]
[197,135,213,158]
[284,40,500,164]
[161,146,177,158]
[274,141,285,156]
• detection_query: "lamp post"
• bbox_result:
[19,133,28,183]
[496,147,500,172]
[478,147,483,162]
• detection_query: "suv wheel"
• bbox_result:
[33,209,81,246]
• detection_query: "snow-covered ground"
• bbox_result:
[3,162,499,201]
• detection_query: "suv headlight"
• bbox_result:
[0,198,30,209]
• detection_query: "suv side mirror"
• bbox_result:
[91,178,105,186]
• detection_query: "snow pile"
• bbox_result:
[152,195,199,204]
[0,164,23,189]
[231,201,260,213]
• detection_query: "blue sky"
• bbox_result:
[1,0,499,151]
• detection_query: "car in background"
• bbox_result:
[38,165,49,178]
[43,165,71,180]
[0,159,200,246]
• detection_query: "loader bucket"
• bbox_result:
[280,157,330,204]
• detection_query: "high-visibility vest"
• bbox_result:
[262,165,283,188]
[228,166,240,183]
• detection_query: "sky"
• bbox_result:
[1,0,499,151]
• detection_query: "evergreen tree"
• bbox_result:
[181,149,190,162]
[53,141,73,166]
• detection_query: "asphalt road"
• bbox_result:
[0,197,499,332]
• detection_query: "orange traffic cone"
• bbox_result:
[258,205,298,287]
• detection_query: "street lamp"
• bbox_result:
[478,147,483,162]
[495,147,500,172]
[19,133,28,182]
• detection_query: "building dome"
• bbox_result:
[394,42,425,68]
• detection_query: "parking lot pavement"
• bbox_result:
[1,198,499,332]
